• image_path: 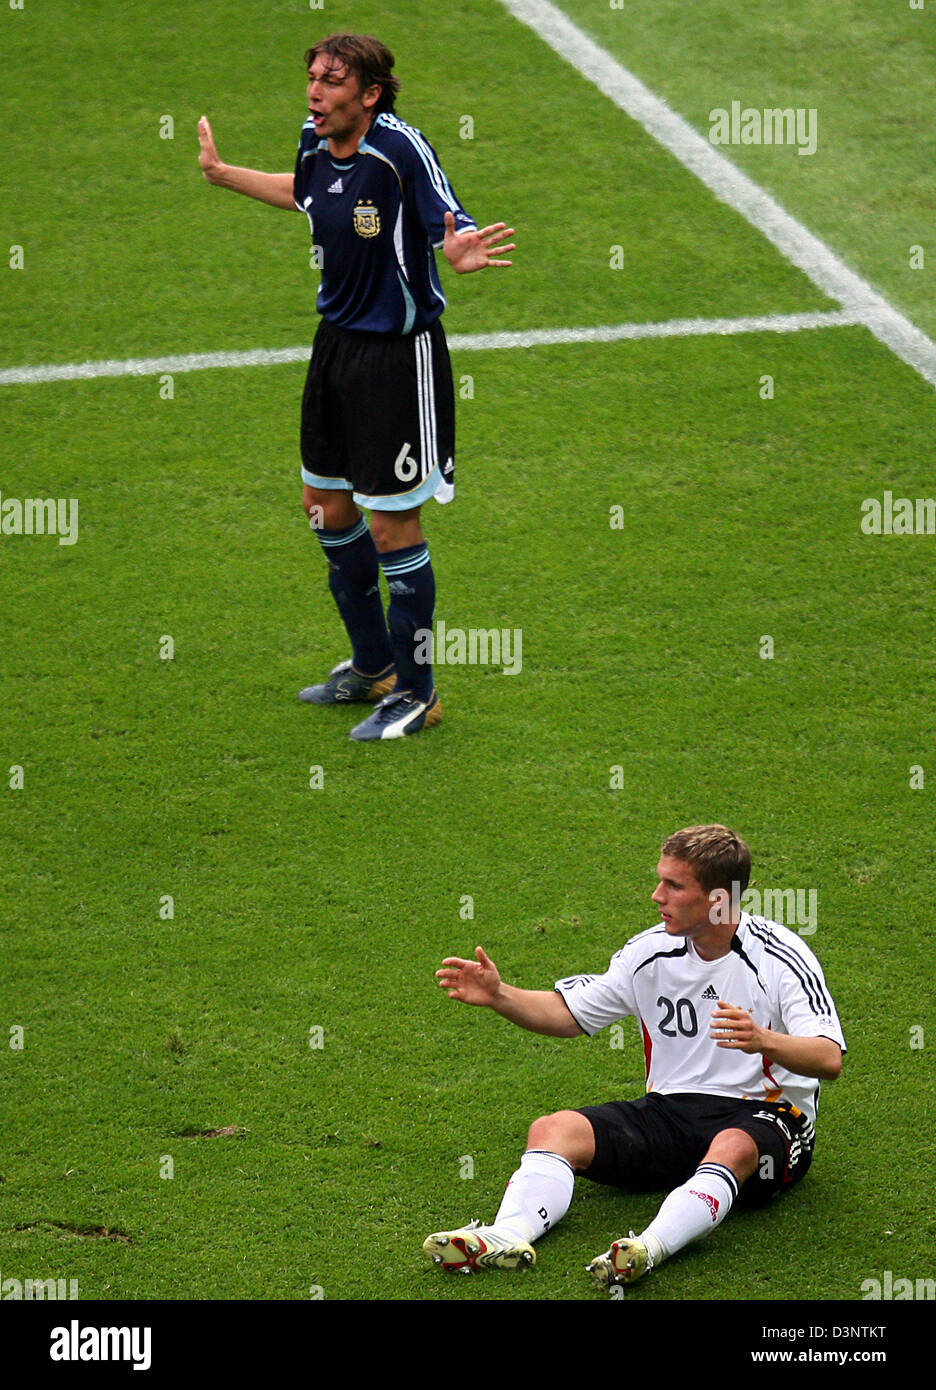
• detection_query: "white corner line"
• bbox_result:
[0,311,860,387]
[500,0,936,390]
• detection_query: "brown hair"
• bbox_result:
[661,824,751,896]
[305,34,400,114]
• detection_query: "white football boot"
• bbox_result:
[586,1232,655,1287]
[423,1220,535,1273]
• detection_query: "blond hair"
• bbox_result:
[661,824,751,895]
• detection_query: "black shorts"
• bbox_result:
[300,317,455,510]
[577,1092,815,1207]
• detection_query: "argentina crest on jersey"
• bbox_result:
[352,199,380,238]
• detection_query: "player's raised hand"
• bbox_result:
[442,210,515,273]
[436,946,501,1005]
[198,116,223,183]
[710,1001,765,1054]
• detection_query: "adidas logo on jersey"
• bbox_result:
[328,178,344,194]
[701,985,719,1000]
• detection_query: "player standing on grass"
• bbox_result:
[198,33,514,740]
[424,824,845,1288]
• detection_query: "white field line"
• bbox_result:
[0,310,861,387]
[500,0,936,391]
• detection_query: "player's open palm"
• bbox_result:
[198,116,222,182]
[442,210,515,273]
[436,946,501,1006]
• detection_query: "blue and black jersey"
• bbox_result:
[293,112,477,336]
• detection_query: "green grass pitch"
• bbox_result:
[2,0,934,1312]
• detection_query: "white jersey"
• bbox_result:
[554,913,845,1125]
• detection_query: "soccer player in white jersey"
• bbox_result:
[198,34,514,740]
[424,825,845,1288]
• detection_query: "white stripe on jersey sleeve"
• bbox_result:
[375,113,462,210]
[554,944,639,1035]
[744,917,846,1050]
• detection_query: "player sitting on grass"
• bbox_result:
[424,824,844,1288]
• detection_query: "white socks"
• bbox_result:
[491,1149,575,1244]
[639,1162,739,1265]
[484,1153,740,1266]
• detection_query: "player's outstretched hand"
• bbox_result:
[436,946,501,1005]
[443,210,515,273]
[710,1001,765,1054]
[198,116,224,183]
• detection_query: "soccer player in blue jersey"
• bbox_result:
[198,34,514,740]
[424,825,845,1289]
